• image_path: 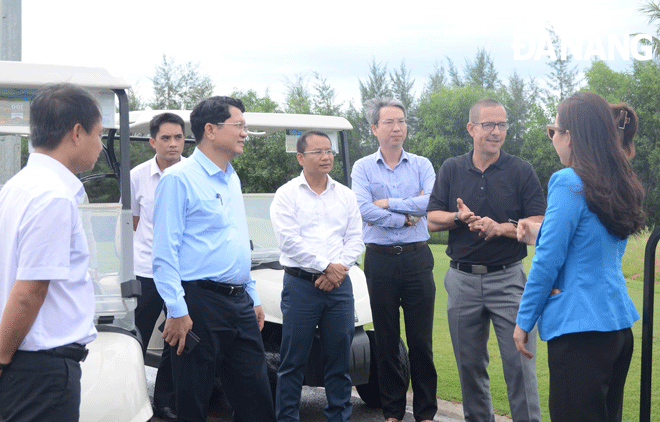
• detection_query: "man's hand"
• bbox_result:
[162,314,193,356]
[513,324,534,359]
[404,214,421,226]
[314,274,336,292]
[254,305,265,331]
[517,218,542,245]
[456,198,478,225]
[373,198,389,209]
[468,216,508,241]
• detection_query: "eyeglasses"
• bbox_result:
[379,118,407,128]
[301,149,335,157]
[216,122,248,132]
[472,122,508,131]
[546,125,567,140]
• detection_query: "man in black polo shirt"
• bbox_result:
[427,98,545,422]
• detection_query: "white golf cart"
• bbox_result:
[0,61,152,422]
[128,110,410,408]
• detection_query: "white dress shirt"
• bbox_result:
[270,172,364,273]
[0,153,97,350]
[130,155,185,278]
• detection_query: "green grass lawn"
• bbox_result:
[415,231,660,421]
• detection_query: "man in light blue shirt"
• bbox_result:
[152,96,275,422]
[351,98,437,422]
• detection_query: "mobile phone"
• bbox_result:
[158,320,200,354]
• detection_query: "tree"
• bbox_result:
[583,60,628,103]
[422,61,446,98]
[501,70,540,156]
[637,0,660,59]
[312,72,342,116]
[464,48,499,90]
[390,61,416,113]
[358,58,391,103]
[150,55,214,110]
[447,57,463,88]
[545,25,579,104]
[284,74,312,114]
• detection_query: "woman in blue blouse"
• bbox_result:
[513,92,644,422]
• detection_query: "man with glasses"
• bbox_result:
[426,98,545,422]
[271,130,364,422]
[351,98,437,422]
[152,96,275,422]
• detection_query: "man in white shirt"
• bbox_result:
[130,112,185,421]
[270,131,364,422]
[0,83,103,421]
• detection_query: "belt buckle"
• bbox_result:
[393,245,403,255]
[472,265,488,275]
[228,285,236,295]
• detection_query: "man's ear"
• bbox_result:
[370,124,378,137]
[149,138,156,150]
[466,122,475,137]
[296,152,304,167]
[69,123,84,146]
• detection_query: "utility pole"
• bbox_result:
[0,0,22,184]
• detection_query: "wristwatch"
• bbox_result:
[454,212,463,226]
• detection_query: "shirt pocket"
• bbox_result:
[188,199,230,230]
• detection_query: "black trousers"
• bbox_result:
[547,328,634,422]
[135,275,175,409]
[0,350,82,421]
[364,245,437,421]
[171,281,275,422]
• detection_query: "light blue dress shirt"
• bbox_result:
[516,168,639,341]
[351,148,436,245]
[152,148,258,318]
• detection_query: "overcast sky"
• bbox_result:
[20,0,656,108]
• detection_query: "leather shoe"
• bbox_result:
[153,406,177,422]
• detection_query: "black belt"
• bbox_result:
[450,260,520,274]
[42,343,88,362]
[284,267,322,282]
[366,241,427,255]
[190,280,244,296]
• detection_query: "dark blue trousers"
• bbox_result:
[276,273,355,422]
[171,281,275,422]
[0,350,82,421]
[135,275,175,409]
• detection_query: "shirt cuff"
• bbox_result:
[388,197,403,212]
[166,299,189,319]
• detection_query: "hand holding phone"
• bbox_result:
[158,320,200,354]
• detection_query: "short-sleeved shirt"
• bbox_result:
[130,155,185,278]
[0,153,97,350]
[427,150,546,266]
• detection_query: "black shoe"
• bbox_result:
[153,406,177,422]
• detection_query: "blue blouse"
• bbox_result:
[516,168,639,341]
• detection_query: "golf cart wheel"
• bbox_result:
[356,330,410,408]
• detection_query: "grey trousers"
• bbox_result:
[444,263,541,422]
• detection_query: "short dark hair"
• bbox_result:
[296,130,331,153]
[469,98,505,122]
[30,83,102,150]
[190,96,245,143]
[149,112,185,139]
[364,98,406,126]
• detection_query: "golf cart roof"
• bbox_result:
[128,110,353,137]
[0,61,130,135]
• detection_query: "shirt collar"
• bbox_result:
[149,154,185,177]
[297,171,336,194]
[192,148,235,179]
[464,149,511,172]
[27,153,85,202]
[376,148,409,166]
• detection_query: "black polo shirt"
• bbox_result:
[427,150,546,266]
